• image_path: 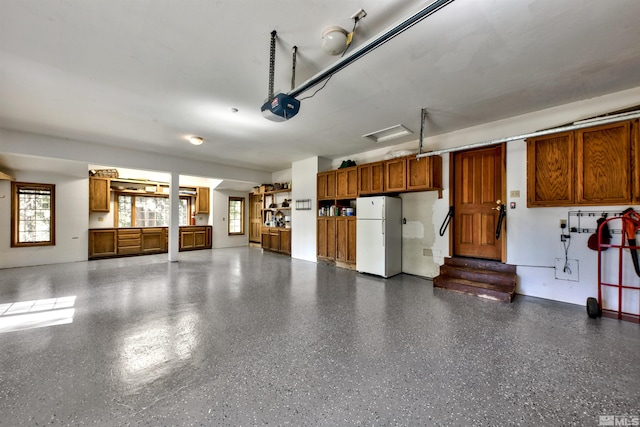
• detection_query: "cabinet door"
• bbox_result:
[142,228,165,252]
[336,166,357,198]
[370,162,385,193]
[317,171,336,200]
[346,217,356,264]
[180,230,195,249]
[336,217,348,262]
[358,164,372,194]
[279,229,291,255]
[89,229,117,258]
[634,120,640,204]
[336,217,356,263]
[527,132,574,207]
[89,178,110,212]
[261,228,270,249]
[384,157,407,192]
[576,121,631,204]
[269,229,280,252]
[407,155,443,191]
[195,187,210,214]
[317,218,336,259]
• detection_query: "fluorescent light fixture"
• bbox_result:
[362,124,413,143]
[187,136,204,146]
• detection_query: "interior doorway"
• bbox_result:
[451,144,506,261]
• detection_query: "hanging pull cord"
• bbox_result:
[268,30,276,100]
[495,204,506,240]
[291,46,297,91]
[439,206,454,237]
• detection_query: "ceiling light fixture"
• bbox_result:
[188,136,204,146]
[363,124,413,143]
[321,26,349,56]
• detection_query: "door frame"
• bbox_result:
[448,143,507,262]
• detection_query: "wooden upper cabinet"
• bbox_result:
[317,170,336,200]
[358,161,384,195]
[335,166,358,199]
[89,177,110,212]
[406,155,443,191]
[577,121,631,205]
[527,132,575,207]
[384,157,407,192]
[195,187,210,214]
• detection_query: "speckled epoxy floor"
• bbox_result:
[0,248,638,426]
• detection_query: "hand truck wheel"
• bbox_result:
[586,297,601,318]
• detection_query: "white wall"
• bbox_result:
[291,157,326,262]
[0,167,88,269]
[211,189,248,248]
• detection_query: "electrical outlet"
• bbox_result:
[559,219,567,228]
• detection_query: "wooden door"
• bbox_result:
[453,145,505,261]
[249,194,263,243]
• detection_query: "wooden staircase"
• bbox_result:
[433,257,517,302]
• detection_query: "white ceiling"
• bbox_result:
[1,0,640,174]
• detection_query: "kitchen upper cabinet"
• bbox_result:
[317,171,336,200]
[335,166,358,199]
[384,157,407,192]
[576,121,631,205]
[336,216,356,264]
[527,132,575,207]
[358,161,384,195]
[89,177,110,212]
[317,217,336,260]
[406,155,443,191]
[527,120,636,207]
[195,187,210,214]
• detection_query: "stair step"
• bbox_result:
[443,256,516,274]
[433,276,515,302]
[439,264,516,287]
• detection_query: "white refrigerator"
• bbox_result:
[356,196,402,278]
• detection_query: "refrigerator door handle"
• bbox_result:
[382,219,385,246]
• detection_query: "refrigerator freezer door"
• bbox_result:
[356,219,385,276]
[356,197,384,220]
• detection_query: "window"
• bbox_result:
[11,182,55,247]
[228,197,244,235]
[116,194,190,227]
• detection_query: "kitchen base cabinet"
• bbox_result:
[89,229,117,258]
[336,217,356,265]
[261,227,291,255]
[89,226,212,259]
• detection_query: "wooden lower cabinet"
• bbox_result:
[317,217,336,260]
[89,226,212,259]
[88,229,117,258]
[180,226,211,250]
[261,227,291,255]
[336,217,356,264]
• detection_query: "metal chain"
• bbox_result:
[291,46,297,91]
[268,30,276,100]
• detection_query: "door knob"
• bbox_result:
[491,199,502,211]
